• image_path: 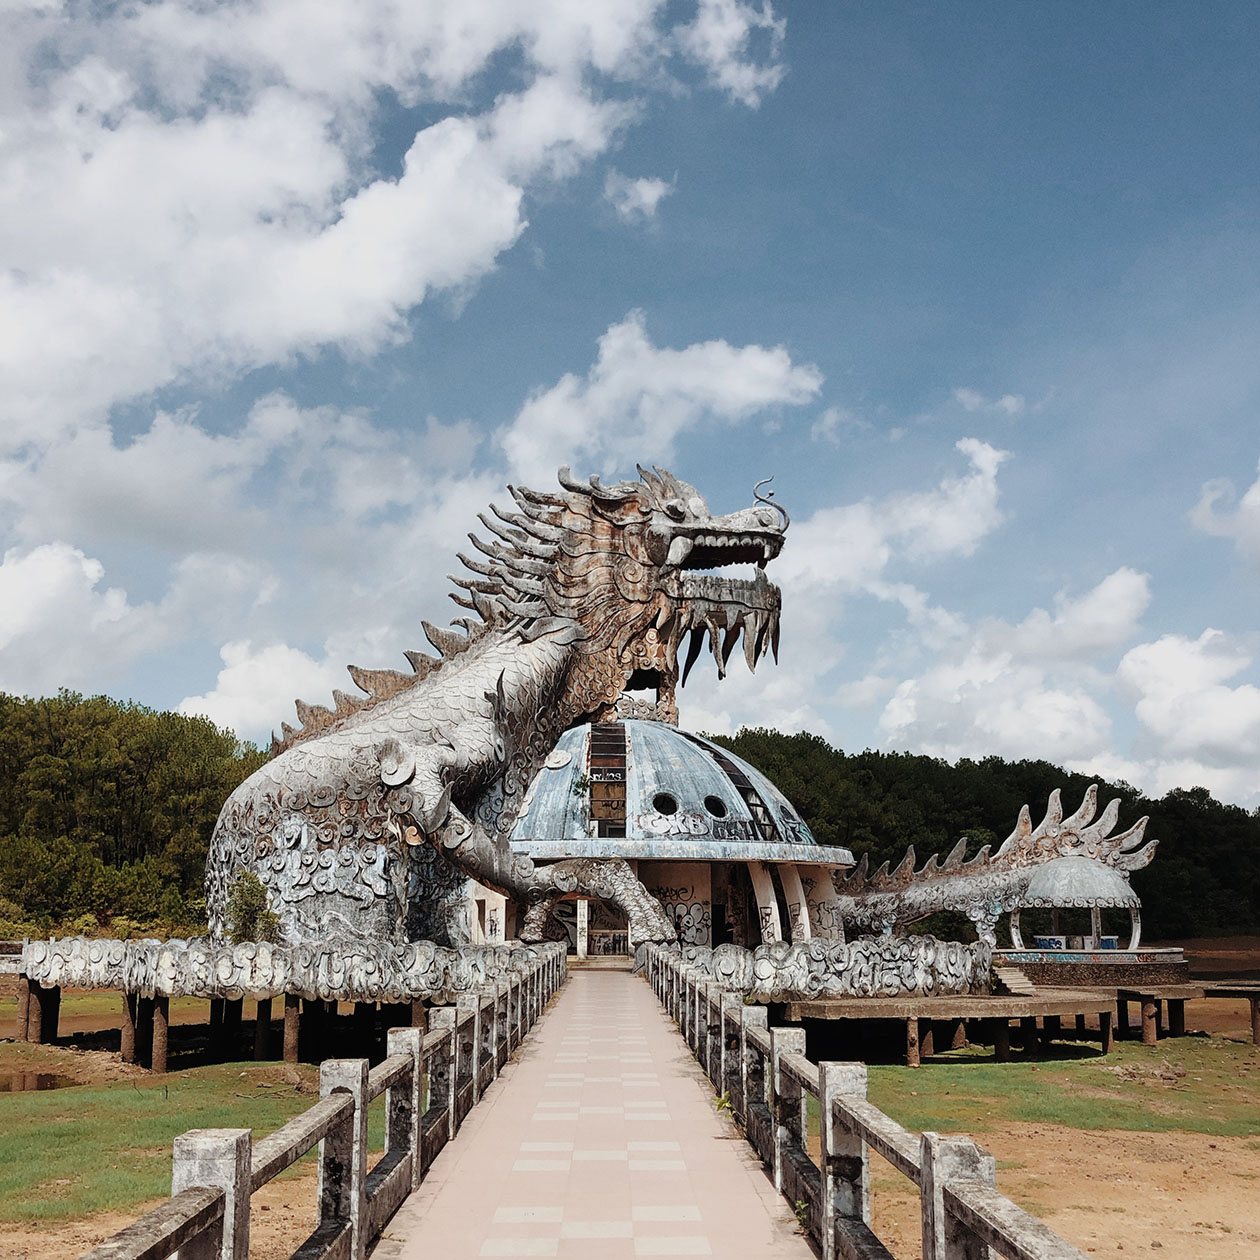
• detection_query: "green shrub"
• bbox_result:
[224,872,283,944]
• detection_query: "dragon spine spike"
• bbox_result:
[1062,783,1098,830]
[1044,788,1063,827]
[332,689,359,716]
[422,620,467,658]
[403,649,439,676]
[347,664,412,699]
[943,838,967,869]
[891,847,916,884]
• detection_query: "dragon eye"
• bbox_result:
[663,500,687,521]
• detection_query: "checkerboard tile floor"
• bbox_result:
[379,967,811,1260]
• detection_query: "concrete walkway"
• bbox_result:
[379,966,813,1259]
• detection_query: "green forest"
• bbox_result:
[0,694,1256,942]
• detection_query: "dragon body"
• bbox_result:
[206,466,789,948]
[832,784,1156,946]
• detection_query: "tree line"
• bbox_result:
[0,691,266,937]
[712,728,1260,942]
[0,693,1255,942]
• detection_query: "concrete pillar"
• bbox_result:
[172,1128,251,1260]
[748,861,783,944]
[1100,1009,1114,1054]
[411,999,427,1029]
[1141,996,1158,1046]
[1044,1014,1061,1042]
[1090,906,1103,948]
[920,1132,995,1260]
[993,1019,1011,1062]
[253,998,272,1061]
[906,1018,921,1068]
[223,998,243,1059]
[31,982,60,1044]
[152,995,170,1075]
[1075,1013,1087,1036]
[14,976,30,1042]
[1020,1016,1039,1054]
[283,995,300,1064]
[769,1026,807,1194]
[319,1059,369,1260]
[919,1020,935,1059]
[26,980,43,1044]
[120,992,137,1064]
[136,996,154,1067]
[949,1018,967,1051]
[576,898,589,959]
[800,864,844,940]
[778,864,812,943]
[386,1027,424,1193]
[1251,996,1260,1046]
[1116,998,1129,1039]
[1169,1000,1185,1037]
[819,1061,871,1260]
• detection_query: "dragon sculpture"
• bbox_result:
[832,783,1156,946]
[206,466,788,949]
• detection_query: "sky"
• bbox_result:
[3,1,1260,807]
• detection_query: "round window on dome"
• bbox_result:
[703,795,728,818]
[652,792,679,815]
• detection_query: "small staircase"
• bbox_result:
[992,963,1038,996]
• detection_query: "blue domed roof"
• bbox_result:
[509,720,854,865]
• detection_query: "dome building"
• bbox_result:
[494,719,855,954]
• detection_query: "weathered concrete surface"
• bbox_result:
[378,968,813,1259]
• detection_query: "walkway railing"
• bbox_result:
[645,945,1087,1260]
[81,943,566,1260]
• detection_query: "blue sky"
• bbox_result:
[3,2,1260,805]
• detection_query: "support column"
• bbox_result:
[777,864,812,943]
[919,1020,935,1059]
[1100,1009,1114,1054]
[1075,1013,1087,1036]
[1169,999,1185,1037]
[26,980,43,1044]
[152,995,170,1075]
[412,999,427,1029]
[136,996,154,1067]
[949,1018,967,1051]
[223,998,243,1060]
[993,1018,1011,1063]
[254,998,272,1061]
[1020,1016,1039,1055]
[576,898,589,960]
[920,1132,996,1260]
[1044,1014,1061,1042]
[1090,906,1103,948]
[819,1062,870,1259]
[319,1059,369,1260]
[1117,998,1130,1040]
[799,864,844,940]
[14,976,31,1042]
[748,861,783,944]
[120,992,137,1064]
[1141,996,1158,1046]
[1251,996,1260,1047]
[906,1018,921,1068]
[284,994,300,1064]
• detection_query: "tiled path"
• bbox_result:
[379,966,813,1259]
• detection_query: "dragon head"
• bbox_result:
[456,464,789,723]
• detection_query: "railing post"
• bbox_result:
[456,993,482,1102]
[171,1128,251,1260]
[819,1062,870,1260]
[770,1027,806,1193]
[740,1004,768,1123]
[428,1007,458,1138]
[720,993,741,1105]
[920,1132,995,1260]
[705,987,722,1085]
[320,1059,369,1260]
[386,1027,424,1192]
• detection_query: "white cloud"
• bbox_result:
[0,543,162,693]
[810,406,870,444]
[179,640,345,738]
[1117,630,1260,765]
[677,0,786,107]
[499,310,822,484]
[604,169,675,223]
[1190,459,1260,566]
[953,387,1026,416]
[0,1,787,451]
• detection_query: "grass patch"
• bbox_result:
[867,1038,1260,1138]
[0,1061,386,1224]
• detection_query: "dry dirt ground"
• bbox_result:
[4,939,1260,1259]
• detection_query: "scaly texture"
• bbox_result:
[205,466,790,948]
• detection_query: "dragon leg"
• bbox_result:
[429,803,676,948]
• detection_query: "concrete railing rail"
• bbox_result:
[645,945,1088,1260]
[79,943,567,1260]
